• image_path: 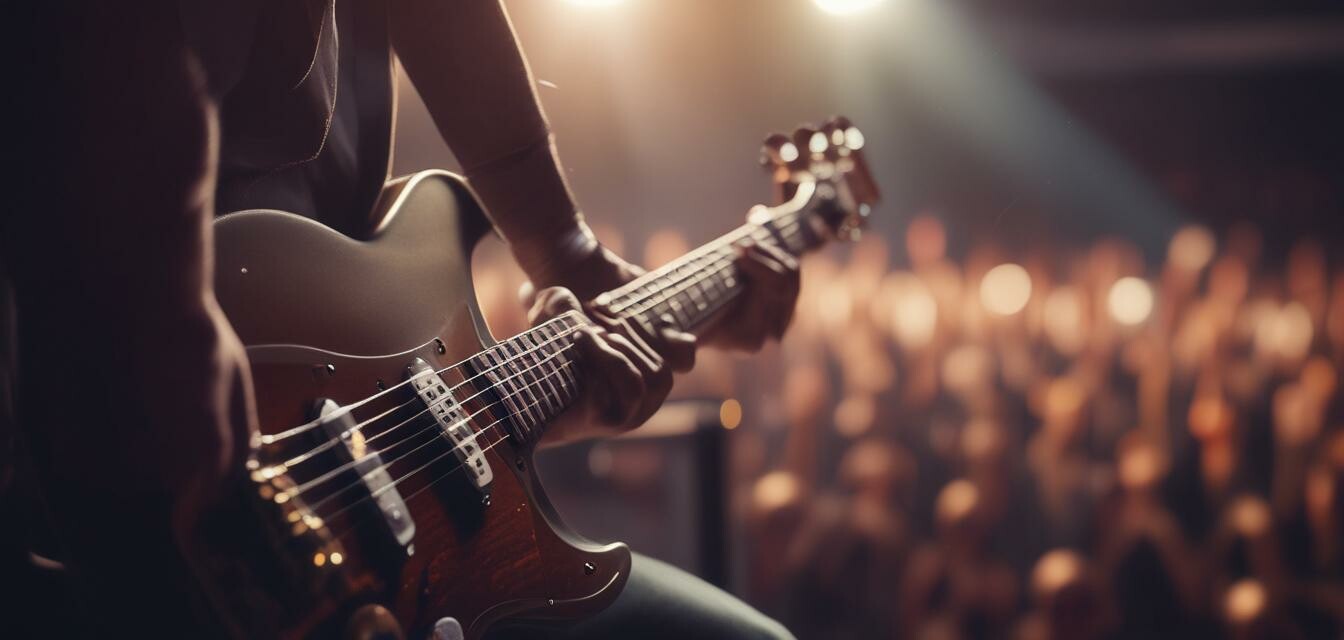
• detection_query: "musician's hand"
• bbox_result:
[523,242,643,302]
[700,237,802,352]
[528,287,695,443]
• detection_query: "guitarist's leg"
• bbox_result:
[488,553,794,640]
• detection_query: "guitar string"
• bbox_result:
[267,318,583,472]
[259,313,579,445]
[605,222,773,311]
[268,218,785,472]
[282,246,764,514]
[610,217,805,323]
[309,231,795,531]
[318,378,565,542]
[286,347,580,510]
[260,208,803,451]
[605,213,804,317]
[297,213,815,543]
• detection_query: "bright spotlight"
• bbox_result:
[980,263,1032,316]
[561,0,625,7]
[1107,277,1154,326]
[813,0,885,16]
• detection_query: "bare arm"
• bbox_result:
[389,0,586,284]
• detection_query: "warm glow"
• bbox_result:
[1033,550,1084,596]
[1225,579,1267,623]
[980,263,1032,316]
[1107,277,1154,326]
[834,393,877,437]
[1042,287,1085,354]
[753,471,802,512]
[643,229,690,268]
[1168,224,1216,272]
[905,215,946,267]
[719,398,743,430]
[1230,496,1271,538]
[886,274,938,348]
[813,0,885,16]
[561,0,626,7]
[935,479,979,524]
[1256,302,1314,362]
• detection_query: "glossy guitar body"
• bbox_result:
[213,170,630,639]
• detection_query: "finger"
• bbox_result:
[573,327,644,426]
[748,244,801,337]
[623,313,696,374]
[737,245,790,288]
[604,331,674,425]
[598,311,665,373]
[736,252,798,341]
[654,314,697,372]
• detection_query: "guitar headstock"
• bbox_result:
[760,116,880,242]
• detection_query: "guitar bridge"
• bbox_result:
[407,359,493,492]
[316,399,416,547]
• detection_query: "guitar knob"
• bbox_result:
[345,604,404,640]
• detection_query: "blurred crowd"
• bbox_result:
[471,216,1344,640]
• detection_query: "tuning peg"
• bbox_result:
[759,132,797,169]
[791,126,822,164]
[826,115,880,210]
[822,114,865,152]
[760,132,802,203]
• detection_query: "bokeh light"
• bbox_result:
[884,273,938,348]
[1107,277,1154,326]
[979,263,1032,316]
[1168,224,1216,272]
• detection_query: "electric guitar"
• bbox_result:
[208,117,879,638]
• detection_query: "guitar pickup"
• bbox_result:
[407,359,493,492]
[315,399,416,547]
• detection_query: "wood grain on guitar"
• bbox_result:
[210,117,879,638]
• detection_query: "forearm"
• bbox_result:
[389,0,586,280]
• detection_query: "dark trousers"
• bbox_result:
[488,553,794,640]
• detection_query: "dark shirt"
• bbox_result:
[185,0,393,237]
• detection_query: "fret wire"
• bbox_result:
[478,350,526,440]
[500,343,543,431]
[520,332,562,416]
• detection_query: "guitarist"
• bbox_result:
[4,1,799,638]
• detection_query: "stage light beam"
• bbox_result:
[813,0,885,16]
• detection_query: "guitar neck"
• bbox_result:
[602,181,826,334]
[472,181,831,445]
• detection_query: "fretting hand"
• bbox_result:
[523,233,802,354]
[527,286,696,443]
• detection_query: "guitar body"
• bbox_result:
[213,170,630,639]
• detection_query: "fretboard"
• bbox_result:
[471,182,831,445]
